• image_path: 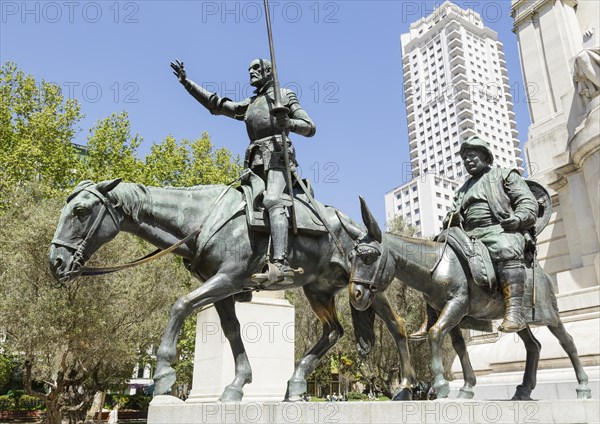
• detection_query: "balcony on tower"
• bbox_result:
[457,107,473,120]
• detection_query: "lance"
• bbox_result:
[263,0,297,235]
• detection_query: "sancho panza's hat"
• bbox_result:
[459,136,494,164]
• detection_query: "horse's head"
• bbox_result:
[49,179,122,285]
[337,196,388,312]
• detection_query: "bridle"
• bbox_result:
[348,238,388,294]
[51,185,120,282]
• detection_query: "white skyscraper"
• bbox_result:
[385,1,522,237]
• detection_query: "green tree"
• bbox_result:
[0,354,14,392]
[0,62,83,207]
[77,111,144,183]
[0,182,193,424]
[142,133,241,187]
[386,214,418,237]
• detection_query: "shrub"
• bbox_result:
[18,395,44,411]
[0,395,14,411]
[0,394,43,411]
[126,395,151,411]
[347,391,367,401]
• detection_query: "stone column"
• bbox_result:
[186,292,295,402]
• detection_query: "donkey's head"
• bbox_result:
[49,179,122,285]
[337,196,388,311]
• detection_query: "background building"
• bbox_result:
[385,1,522,237]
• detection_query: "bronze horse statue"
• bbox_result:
[48,179,416,401]
[343,215,593,401]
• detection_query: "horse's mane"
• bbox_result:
[109,183,151,224]
[109,182,226,224]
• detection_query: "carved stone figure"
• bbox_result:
[574,47,600,101]
[170,59,316,284]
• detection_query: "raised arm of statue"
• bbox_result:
[170,59,247,120]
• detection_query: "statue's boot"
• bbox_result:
[251,207,295,287]
[409,303,438,341]
[497,264,526,333]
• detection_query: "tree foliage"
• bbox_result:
[386,214,418,238]
[0,354,14,391]
[0,62,83,207]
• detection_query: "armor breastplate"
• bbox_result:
[244,91,281,142]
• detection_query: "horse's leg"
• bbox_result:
[154,272,239,396]
[371,294,416,400]
[428,298,467,398]
[213,296,253,402]
[285,286,342,401]
[449,327,476,399]
[512,325,541,400]
[547,320,591,399]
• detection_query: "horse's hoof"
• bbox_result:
[392,387,413,401]
[433,379,450,399]
[576,387,592,399]
[511,385,533,401]
[153,366,177,396]
[457,388,475,399]
[285,378,307,401]
[220,385,244,402]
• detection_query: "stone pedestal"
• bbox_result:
[148,397,600,424]
[186,293,295,403]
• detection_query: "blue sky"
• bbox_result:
[1,0,530,226]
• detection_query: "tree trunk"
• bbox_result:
[85,391,105,424]
[44,401,62,424]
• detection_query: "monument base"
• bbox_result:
[148,396,599,424]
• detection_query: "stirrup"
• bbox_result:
[251,262,303,287]
[498,318,526,333]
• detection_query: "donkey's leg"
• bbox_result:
[371,294,416,400]
[154,272,240,396]
[512,325,541,400]
[213,296,253,402]
[285,286,342,401]
[548,320,591,399]
[449,327,476,399]
[428,298,467,398]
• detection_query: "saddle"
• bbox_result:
[238,170,328,236]
[436,227,497,291]
[437,227,559,327]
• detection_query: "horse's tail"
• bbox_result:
[351,302,376,357]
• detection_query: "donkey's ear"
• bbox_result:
[335,210,364,241]
[96,178,122,195]
[360,196,382,243]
